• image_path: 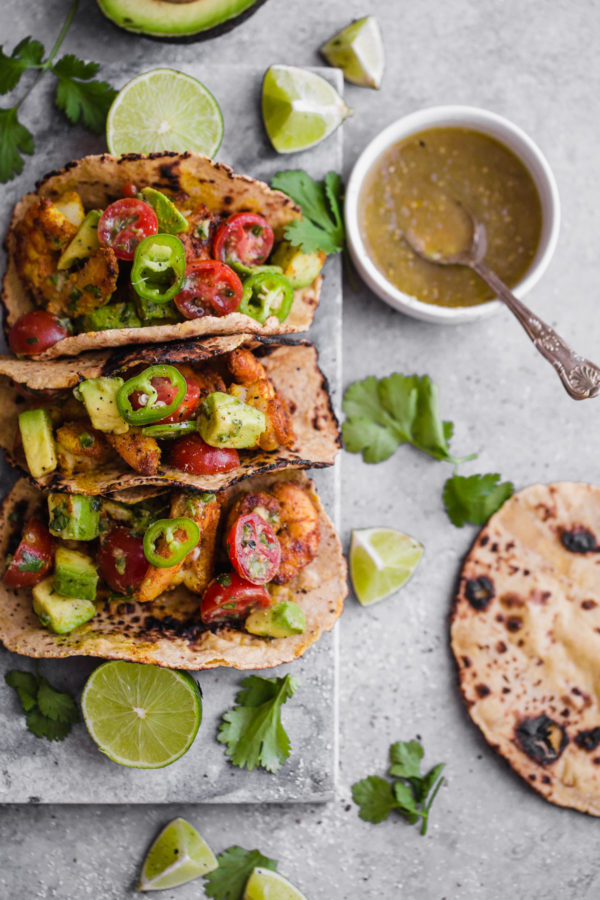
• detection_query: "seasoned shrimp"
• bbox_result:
[55,421,114,475]
[179,205,219,262]
[180,364,226,400]
[226,348,295,451]
[105,429,161,475]
[226,482,320,584]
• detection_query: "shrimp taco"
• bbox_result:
[0,334,339,495]
[2,152,327,360]
[0,471,346,669]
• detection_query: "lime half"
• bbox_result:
[321,16,385,89]
[350,528,424,606]
[81,661,202,768]
[138,818,217,891]
[106,68,223,157]
[262,65,351,154]
[243,868,307,900]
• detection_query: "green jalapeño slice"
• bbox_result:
[239,271,294,324]
[143,518,201,568]
[117,365,187,426]
[131,234,186,304]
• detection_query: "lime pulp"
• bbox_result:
[350,528,424,606]
[138,817,217,891]
[243,867,307,900]
[321,16,385,89]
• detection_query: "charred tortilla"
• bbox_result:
[2,152,321,358]
[0,472,347,670]
[451,482,600,815]
[0,334,339,494]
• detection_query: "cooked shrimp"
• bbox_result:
[55,421,113,475]
[226,348,295,451]
[179,205,219,262]
[105,429,161,475]
[180,364,226,400]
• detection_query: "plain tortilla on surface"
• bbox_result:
[451,482,600,816]
[0,334,340,494]
[0,472,347,670]
[1,152,321,358]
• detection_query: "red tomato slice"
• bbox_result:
[200,572,272,625]
[97,527,147,594]
[9,310,69,356]
[98,198,158,261]
[168,434,240,474]
[3,518,53,588]
[129,375,181,417]
[156,375,201,425]
[226,513,281,585]
[212,213,274,267]
[173,260,243,319]
[122,182,138,198]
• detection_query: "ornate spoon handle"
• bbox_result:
[473,260,600,400]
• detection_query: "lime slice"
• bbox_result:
[81,661,202,768]
[138,818,217,891]
[350,528,424,606]
[262,65,352,154]
[106,68,223,157]
[243,868,307,900]
[321,16,385,89]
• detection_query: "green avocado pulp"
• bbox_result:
[97,0,265,38]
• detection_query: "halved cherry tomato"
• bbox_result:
[227,513,281,584]
[97,527,147,594]
[156,375,201,425]
[212,213,274,267]
[169,434,239,474]
[98,198,158,261]
[200,572,272,625]
[173,260,243,319]
[3,518,53,588]
[9,310,69,356]
[122,182,138,198]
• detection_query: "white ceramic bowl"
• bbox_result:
[345,105,561,324]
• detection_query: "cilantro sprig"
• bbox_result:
[0,0,116,183]
[443,472,514,527]
[271,170,345,255]
[204,846,278,900]
[352,739,445,836]
[218,674,298,773]
[5,668,79,741]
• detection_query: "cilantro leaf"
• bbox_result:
[218,675,297,773]
[52,55,117,133]
[5,670,38,713]
[392,780,422,825]
[0,37,44,94]
[443,472,514,527]
[271,169,345,255]
[343,372,475,465]
[26,709,72,741]
[204,846,278,900]
[37,676,79,724]
[0,106,34,183]
[352,775,402,823]
[389,739,424,779]
[17,550,44,573]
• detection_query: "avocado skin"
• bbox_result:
[97,0,270,42]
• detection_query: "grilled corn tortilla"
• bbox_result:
[0,334,339,494]
[0,472,347,670]
[451,482,600,816]
[1,152,321,358]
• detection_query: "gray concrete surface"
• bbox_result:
[1,0,600,897]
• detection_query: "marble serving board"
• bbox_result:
[0,64,343,804]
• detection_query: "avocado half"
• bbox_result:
[97,0,270,41]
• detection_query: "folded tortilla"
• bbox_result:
[1,152,321,358]
[0,472,347,670]
[0,334,340,494]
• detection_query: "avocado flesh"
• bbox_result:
[97,0,266,38]
[33,577,96,634]
[48,494,101,541]
[18,409,58,479]
[270,242,325,289]
[198,391,266,449]
[58,210,101,271]
[53,547,99,602]
[81,301,141,333]
[245,601,307,638]
[78,377,128,434]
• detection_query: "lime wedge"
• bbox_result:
[321,16,385,89]
[81,661,202,768]
[243,868,307,900]
[138,818,217,891]
[262,65,352,154]
[350,528,424,606]
[106,68,223,157]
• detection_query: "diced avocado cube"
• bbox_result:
[53,546,98,602]
[140,187,189,234]
[270,241,326,289]
[197,391,266,449]
[18,409,57,479]
[135,295,180,324]
[245,601,307,638]
[77,377,128,434]
[81,301,141,332]
[33,576,96,634]
[57,209,101,270]
[47,494,101,541]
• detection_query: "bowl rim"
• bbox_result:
[344,104,561,324]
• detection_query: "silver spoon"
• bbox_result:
[400,195,600,401]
